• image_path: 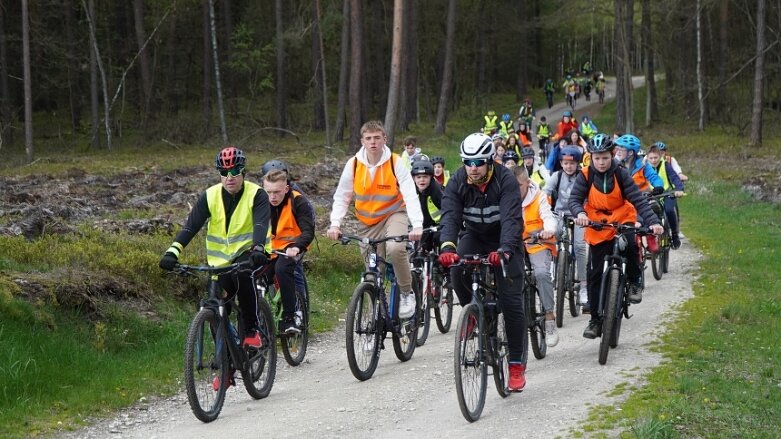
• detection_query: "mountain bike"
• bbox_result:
[253,250,310,366]
[566,90,577,111]
[545,90,554,109]
[583,222,653,365]
[173,261,276,423]
[553,215,581,328]
[522,236,548,360]
[452,254,511,422]
[409,227,454,346]
[340,234,422,381]
[648,191,681,280]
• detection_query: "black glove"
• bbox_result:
[250,250,268,268]
[159,252,178,271]
[651,186,664,195]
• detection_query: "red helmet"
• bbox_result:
[215,146,246,170]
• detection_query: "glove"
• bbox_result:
[488,251,510,267]
[438,252,460,268]
[250,250,268,268]
[159,252,178,271]
[651,186,664,195]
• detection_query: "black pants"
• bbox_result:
[450,233,528,364]
[218,272,259,335]
[587,231,641,323]
[271,255,298,317]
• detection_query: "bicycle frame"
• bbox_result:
[455,256,500,362]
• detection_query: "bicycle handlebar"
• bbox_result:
[648,190,686,200]
[338,234,410,246]
[583,221,652,235]
[170,260,254,276]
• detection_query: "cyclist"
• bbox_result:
[518,97,535,127]
[613,134,663,194]
[438,132,529,392]
[551,111,579,143]
[494,143,507,166]
[326,120,423,319]
[505,133,521,157]
[499,113,515,137]
[516,121,534,149]
[562,75,578,107]
[535,116,551,160]
[568,138,663,339]
[595,76,606,103]
[579,115,598,142]
[411,159,442,253]
[401,136,424,169]
[656,141,688,182]
[544,79,555,108]
[545,138,570,174]
[482,110,499,135]
[159,146,270,348]
[547,129,585,173]
[521,147,549,187]
[261,169,315,334]
[645,144,685,249]
[431,155,450,187]
[543,145,590,310]
[502,149,521,169]
[514,166,559,347]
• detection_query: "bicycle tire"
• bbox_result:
[567,257,580,317]
[184,308,228,423]
[599,268,621,365]
[434,280,454,333]
[454,304,486,422]
[554,250,567,328]
[414,271,430,347]
[609,292,624,349]
[345,282,381,381]
[527,283,547,360]
[281,289,309,366]
[242,298,277,399]
[651,251,663,280]
[392,289,418,362]
[662,245,670,273]
[491,313,510,398]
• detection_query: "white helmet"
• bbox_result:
[460,133,495,161]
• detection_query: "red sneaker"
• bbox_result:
[212,370,235,391]
[508,363,526,392]
[243,330,262,348]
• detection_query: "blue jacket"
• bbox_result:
[628,158,664,189]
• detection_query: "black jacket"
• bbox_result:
[417,178,443,228]
[440,164,523,254]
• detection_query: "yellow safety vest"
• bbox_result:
[426,197,441,223]
[537,124,550,138]
[483,115,498,131]
[656,161,672,191]
[205,182,261,267]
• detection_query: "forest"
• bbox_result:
[1,0,779,160]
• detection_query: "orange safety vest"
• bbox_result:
[631,166,651,192]
[353,155,404,226]
[522,190,557,255]
[582,168,637,245]
[269,190,309,254]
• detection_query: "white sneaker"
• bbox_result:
[545,320,559,347]
[398,292,416,319]
[578,284,589,305]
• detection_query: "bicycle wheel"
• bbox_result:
[554,250,567,328]
[527,284,547,360]
[434,278,454,333]
[454,304,486,422]
[662,245,670,273]
[567,258,580,317]
[599,268,621,365]
[345,282,380,381]
[281,289,308,366]
[392,290,418,362]
[609,291,624,349]
[184,308,228,423]
[491,312,510,398]
[651,251,663,280]
[414,271,430,347]
[242,298,277,399]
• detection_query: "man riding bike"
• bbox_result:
[544,79,555,109]
[517,97,535,128]
[438,133,529,392]
[499,113,515,137]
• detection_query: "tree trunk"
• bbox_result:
[718,0,728,85]
[515,0,528,101]
[384,0,404,148]
[348,0,364,151]
[613,0,626,131]
[0,1,11,144]
[165,12,179,113]
[334,0,350,142]
[88,0,100,148]
[132,0,153,127]
[222,0,235,101]
[434,0,456,135]
[208,0,228,142]
[275,0,287,136]
[315,0,330,147]
[749,0,766,147]
[311,0,325,131]
[202,0,212,136]
[22,0,33,161]
[399,0,418,130]
[83,0,113,150]
[65,0,82,133]
[623,0,634,134]
[642,0,658,126]
[696,0,705,131]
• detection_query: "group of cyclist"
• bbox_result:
[157,104,687,396]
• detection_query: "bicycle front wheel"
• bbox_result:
[242,298,277,399]
[392,291,418,362]
[599,268,621,365]
[554,250,567,328]
[567,258,580,317]
[527,284,547,360]
[434,278,454,333]
[491,312,510,398]
[281,289,309,366]
[414,271,430,347]
[651,251,663,281]
[184,308,228,423]
[345,282,380,381]
[454,304,486,422]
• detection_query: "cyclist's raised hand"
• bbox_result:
[408,226,423,242]
[438,251,460,268]
[326,226,341,240]
[159,251,178,271]
[574,213,589,227]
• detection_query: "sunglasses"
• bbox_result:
[462,159,488,167]
[219,168,244,177]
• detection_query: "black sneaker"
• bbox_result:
[281,315,301,334]
[671,234,681,250]
[583,320,602,339]
[627,283,643,304]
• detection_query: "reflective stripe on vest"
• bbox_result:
[522,191,556,255]
[353,156,404,226]
[462,205,500,224]
[265,190,308,254]
[582,168,637,245]
[484,115,498,131]
[206,181,261,267]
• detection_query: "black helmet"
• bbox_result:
[215,146,246,170]
[502,150,520,164]
[261,159,288,176]
[430,156,446,166]
[410,160,434,176]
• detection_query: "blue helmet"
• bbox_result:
[562,111,573,118]
[614,134,642,153]
[502,113,511,123]
[653,141,667,151]
[560,146,583,163]
[589,133,614,153]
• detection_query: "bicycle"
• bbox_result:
[452,253,511,422]
[648,191,683,280]
[566,92,577,111]
[522,236,548,360]
[172,261,276,423]
[408,227,454,347]
[253,250,310,366]
[340,234,422,381]
[545,90,554,109]
[583,222,653,365]
[553,215,581,328]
